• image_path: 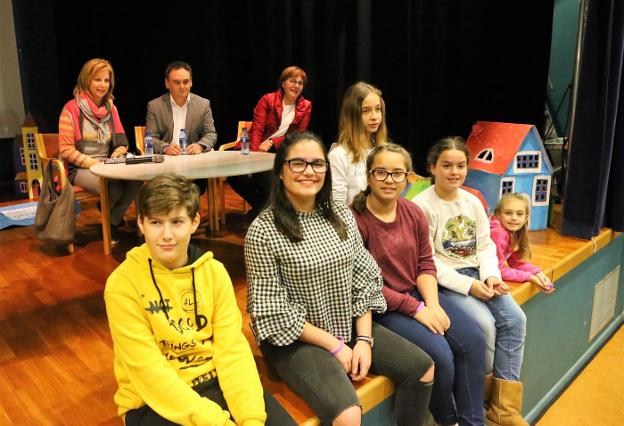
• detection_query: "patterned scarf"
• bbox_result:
[76,93,112,144]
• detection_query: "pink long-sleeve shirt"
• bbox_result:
[489,217,540,283]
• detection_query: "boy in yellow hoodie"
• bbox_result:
[105,173,294,426]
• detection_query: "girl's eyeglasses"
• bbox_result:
[284,158,329,173]
[369,169,408,183]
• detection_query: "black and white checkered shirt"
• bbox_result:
[245,201,387,346]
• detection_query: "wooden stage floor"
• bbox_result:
[0,192,620,425]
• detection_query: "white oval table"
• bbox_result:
[90,151,275,254]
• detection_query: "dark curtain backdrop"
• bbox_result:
[13,0,553,175]
[562,0,624,238]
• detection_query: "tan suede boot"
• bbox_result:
[484,372,494,404]
[485,378,529,426]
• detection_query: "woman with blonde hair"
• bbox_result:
[59,58,141,242]
[329,82,388,205]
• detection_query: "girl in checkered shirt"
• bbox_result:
[245,132,435,426]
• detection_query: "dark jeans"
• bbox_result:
[375,290,486,426]
[227,171,272,216]
[260,322,434,426]
[124,378,295,426]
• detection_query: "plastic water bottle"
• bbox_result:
[240,127,250,155]
[179,128,187,155]
[144,131,153,156]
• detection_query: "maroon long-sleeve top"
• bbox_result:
[352,198,437,316]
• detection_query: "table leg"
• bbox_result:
[98,176,112,255]
[219,177,226,225]
[207,178,220,232]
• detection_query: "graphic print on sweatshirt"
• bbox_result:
[442,214,477,259]
[142,289,214,369]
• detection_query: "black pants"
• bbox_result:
[260,322,434,426]
[227,171,272,216]
[193,179,208,195]
[124,378,295,426]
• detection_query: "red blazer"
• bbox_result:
[249,89,312,151]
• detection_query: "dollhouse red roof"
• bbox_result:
[466,121,534,175]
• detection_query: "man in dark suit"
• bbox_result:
[146,61,217,156]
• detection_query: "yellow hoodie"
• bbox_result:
[105,244,266,426]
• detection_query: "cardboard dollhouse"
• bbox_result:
[463,121,553,230]
[14,114,42,198]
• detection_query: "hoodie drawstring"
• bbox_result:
[191,268,208,331]
[148,259,207,331]
[148,258,170,321]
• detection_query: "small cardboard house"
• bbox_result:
[464,121,553,230]
[12,135,28,198]
[18,114,42,199]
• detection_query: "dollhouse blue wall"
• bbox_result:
[465,127,553,230]
[464,170,497,214]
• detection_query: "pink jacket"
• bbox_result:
[489,217,540,283]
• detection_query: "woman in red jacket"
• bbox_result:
[229,66,312,219]
[250,66,312,151]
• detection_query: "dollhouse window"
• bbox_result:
[476,149,494,163]
[26,133,35,149]
[19,182,27,192]
[516,152,540,170]
[19,147,25,165]
[500,178,514,195]
[534,179,548,202]
[532,176,551,206]
[29,153,38,170]
[513,151,541,173]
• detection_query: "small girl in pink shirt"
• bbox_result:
[490,193,554,293]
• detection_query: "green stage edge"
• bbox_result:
[522,234,624,423]
[361,234,624,426]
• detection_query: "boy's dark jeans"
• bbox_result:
[124,377,295,426]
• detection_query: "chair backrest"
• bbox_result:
[219,121,253,151]
[35,133,60,159]
[236,120,253,139]
[34,132,71,189]
[134,126,145,155]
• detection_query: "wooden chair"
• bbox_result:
[34,133,99,253]
[134,126,145,155]
[219,120,252,151]
[214,121,252,224]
